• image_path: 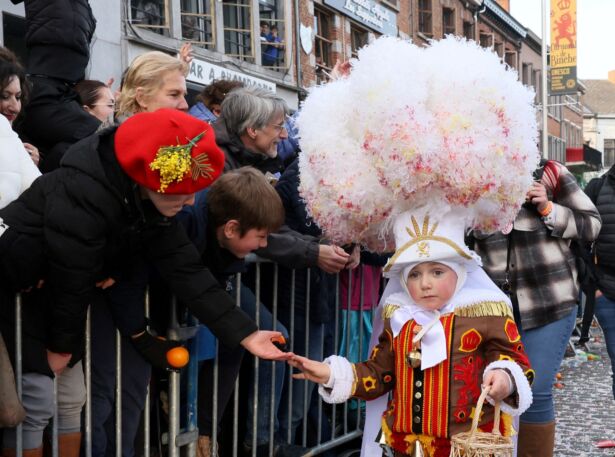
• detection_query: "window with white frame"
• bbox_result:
[548,135,566,163]
[381,0,399,9]
[129,0,170,35]
[259,0,286,70]
[548,94,562,120]
[314,7,333,84]
[181,0,215,49]
[604,139,615,168]
[418,0,432,37]
[223,0,253,62]
[442,7,455,36]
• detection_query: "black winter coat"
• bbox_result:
[586,167,615,300]
[0,127,256,374]
[275,159,334,324]
[13,0,96,82]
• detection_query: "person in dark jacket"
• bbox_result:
[585,166,615,400]
[212,87,350,454]
[11,0,101,172]
[0,109,288,456]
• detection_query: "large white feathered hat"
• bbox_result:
[297,36,540,252]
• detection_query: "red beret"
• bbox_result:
[114,109,225,194]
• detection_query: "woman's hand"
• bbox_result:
[288,354,331,384]
[95,277,116,289]
[46,350,71,374]
[345,244,361,270]
[526,182,549,213]
[23,143,40,166]
[483,369,512,402]
[240,330,292,361]
[317,245,349,274]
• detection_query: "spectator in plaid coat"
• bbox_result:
[472,160,601,457]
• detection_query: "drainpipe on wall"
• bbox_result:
[294,0,303,104]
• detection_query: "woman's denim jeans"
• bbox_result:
[595,295,615,399]
[519,306,577,424]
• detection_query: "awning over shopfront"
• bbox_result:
[566,144,602,172]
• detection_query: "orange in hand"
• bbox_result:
[166,347,189,369]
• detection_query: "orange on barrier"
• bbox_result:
[166,347,189,369]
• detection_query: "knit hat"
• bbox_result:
[383,207,481,278]
[115,109,225,194]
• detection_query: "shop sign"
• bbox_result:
[187,58,276,92]
[323,0,398,36]
[550,0,577,94]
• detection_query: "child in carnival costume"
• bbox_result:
[290,36,541,456]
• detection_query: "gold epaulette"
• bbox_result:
[454,301,513,318]
[382,303,401,320]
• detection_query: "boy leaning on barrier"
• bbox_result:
[0,109,289,457]
[174,166,286,456]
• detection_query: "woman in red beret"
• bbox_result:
[0,56,289,456]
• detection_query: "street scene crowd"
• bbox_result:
[0,1,614,457]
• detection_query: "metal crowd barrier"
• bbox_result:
[10,259,379,457]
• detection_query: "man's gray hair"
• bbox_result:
[221,86,289,136]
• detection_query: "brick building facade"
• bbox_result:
[0,0,587,163]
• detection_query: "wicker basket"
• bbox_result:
[449,387,513,457]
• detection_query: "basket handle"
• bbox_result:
[468,386,502,442]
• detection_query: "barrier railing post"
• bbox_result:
[269,263,279,454]
[144,289,151,457]
[115,329,122,457]
[15,293,23,457]
[250,263,261,457]
[301,268,311,447]
[85,306,92,457]
[168,297,180,457]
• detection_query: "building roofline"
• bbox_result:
[484,0,527,38]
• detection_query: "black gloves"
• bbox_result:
[131,330,182,371]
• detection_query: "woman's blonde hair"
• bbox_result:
[117,51,187,117]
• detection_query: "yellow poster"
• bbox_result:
[550,0,577,94]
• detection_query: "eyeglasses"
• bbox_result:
[268,116,291,134]
[90,102,116,109]
[269,122,287,134]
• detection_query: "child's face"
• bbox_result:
[406,262,458,311]
[219,221,269,258]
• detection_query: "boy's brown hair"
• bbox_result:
[208,167,284,235]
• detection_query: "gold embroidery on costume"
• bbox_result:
[363,375,377,392]
[382,304,401,319]
[459,329,482,352]
[454,301,512,318]
[417,241,430,258]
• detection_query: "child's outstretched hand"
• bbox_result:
[483,369,512,402]
[288,355,331,384]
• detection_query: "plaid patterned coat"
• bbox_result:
[473,162,601,330]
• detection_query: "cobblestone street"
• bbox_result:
[554,326,615,456]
